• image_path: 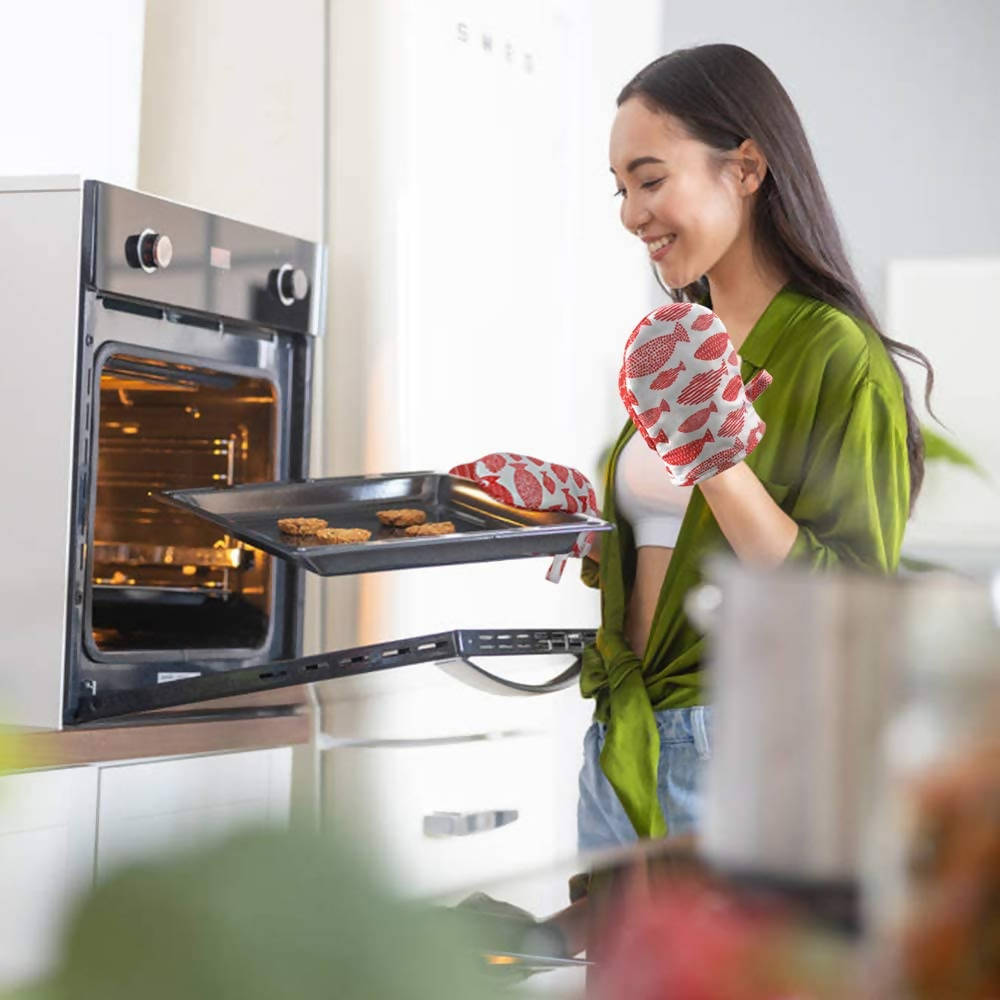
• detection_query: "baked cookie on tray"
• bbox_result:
[315,527,372,545]
[278,517,328,536]
[376,508,427,528]
[403,521,455,537]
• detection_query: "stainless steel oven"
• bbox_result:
[0,178,602,730]
[0,178,320,728]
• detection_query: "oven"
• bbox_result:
[0,178,602,731]
[1,178,317,728]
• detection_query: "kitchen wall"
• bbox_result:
[658,0,1000,316]
[657,2,1000,559]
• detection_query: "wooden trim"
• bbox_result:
[13,708,312,770]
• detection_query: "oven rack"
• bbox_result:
[72,627,598,722]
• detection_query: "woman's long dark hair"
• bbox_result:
[619,44,934,507]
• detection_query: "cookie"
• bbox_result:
[376,508,427,528]
[278,517,328,536]
[315,527,372,545]
[403,521,455,537]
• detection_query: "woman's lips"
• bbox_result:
[647,235,676,261]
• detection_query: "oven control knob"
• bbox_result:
[125,230,173,272]
[270,264,309,306]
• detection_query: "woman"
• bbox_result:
[576,43,933,850]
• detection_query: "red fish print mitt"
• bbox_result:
[619,301,773,487]
[449,453,598,583]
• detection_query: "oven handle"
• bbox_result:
[436,656,581,696]
[434,629,594,696]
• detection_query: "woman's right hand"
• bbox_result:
[449,452,599,581]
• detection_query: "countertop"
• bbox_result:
[7,687,312,770]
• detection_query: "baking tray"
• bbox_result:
[157,472,611,576]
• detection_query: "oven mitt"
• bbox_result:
[619,301,773,487]
[449,453,598,583]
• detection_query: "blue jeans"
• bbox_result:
[577,706,714,852]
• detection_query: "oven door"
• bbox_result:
[64,291,311,723]
[71,625,597,723]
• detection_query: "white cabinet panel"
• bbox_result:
[321,658,581,741]
[96,748,292,879]
[0,1,145,185]
[325,732,562,898]
[0,767,98,989]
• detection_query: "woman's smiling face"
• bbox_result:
[609,98,748,290]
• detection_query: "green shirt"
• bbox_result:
[580,287,911,838]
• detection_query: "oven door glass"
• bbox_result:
[88,352,277,652]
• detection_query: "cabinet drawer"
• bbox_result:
[324,733,560,898]
[96,748,292,879]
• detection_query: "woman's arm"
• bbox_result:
[700,375,909,573]
[697,462,798,566]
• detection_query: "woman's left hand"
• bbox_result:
[620,302,772,486]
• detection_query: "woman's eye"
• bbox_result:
[614,177,665,198]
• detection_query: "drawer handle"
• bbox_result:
[423,809,519,838]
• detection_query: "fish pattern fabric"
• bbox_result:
[619,302,774,487]
[449,453,598,583]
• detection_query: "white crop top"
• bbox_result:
[615,431,692,548]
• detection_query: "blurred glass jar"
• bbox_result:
[862,572,1000,998]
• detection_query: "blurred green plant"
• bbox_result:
[921,425,987,479]
[2,827,503,1000]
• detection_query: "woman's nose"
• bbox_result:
[620,198,650,236]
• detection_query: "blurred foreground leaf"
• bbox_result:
[4,827,501,1000]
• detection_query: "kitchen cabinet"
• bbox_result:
[95,747,293,880]
[325,729,561,898]
[322,677,590,900]
[0,766,99,988]
[0,746,294,990]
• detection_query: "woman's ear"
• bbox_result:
[735,138,768,195]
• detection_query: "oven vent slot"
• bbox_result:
[100,295,164,320]
[163,307,221,332]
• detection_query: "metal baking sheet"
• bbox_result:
[158,472,611,576]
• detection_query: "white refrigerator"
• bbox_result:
[318,0,663,900]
